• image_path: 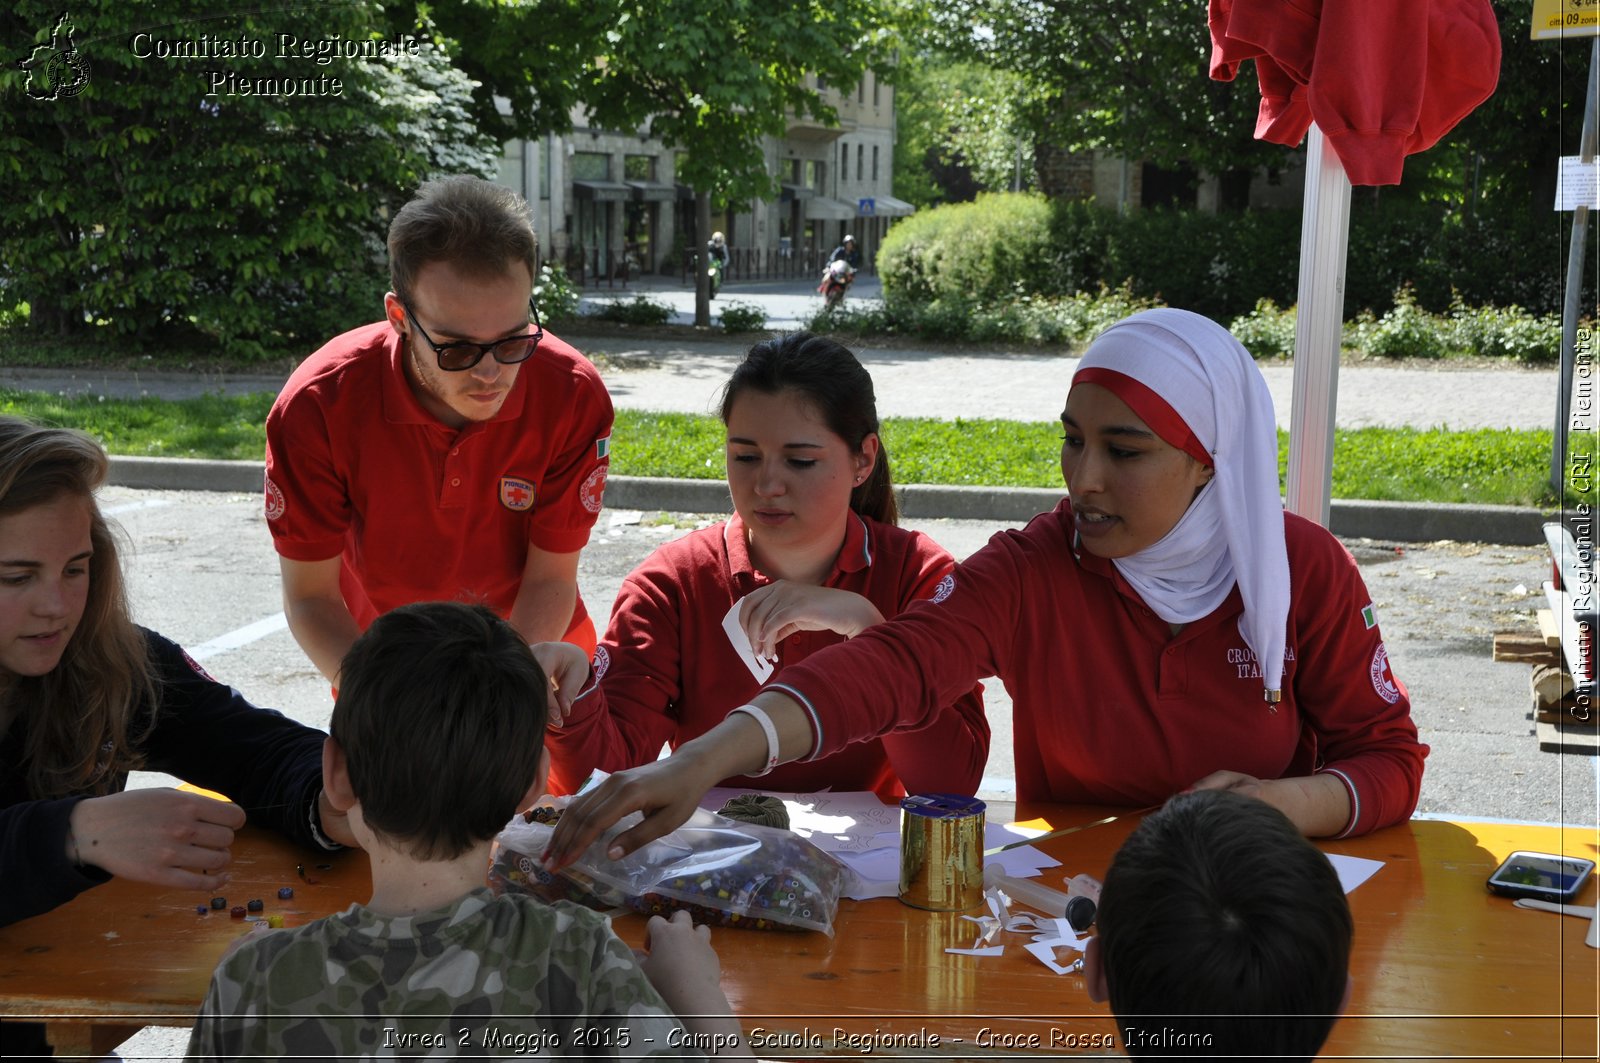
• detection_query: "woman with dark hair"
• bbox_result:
[545,310,1426,869]
[536,332,988,799]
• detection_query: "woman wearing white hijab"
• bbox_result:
[545,309,1427,866]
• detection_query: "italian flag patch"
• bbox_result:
[1361,603,1377,630]
[595,436,611,460]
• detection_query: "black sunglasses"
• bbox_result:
[400,297,544,372]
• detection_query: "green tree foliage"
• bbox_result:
[0,0,497,360]
[892,51,1033,206]
[925,0,1280,188]
[1393,0,1592,215]
[879,192,1563,321]
[377,0,604,142]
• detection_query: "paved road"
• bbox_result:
[1,275,1586,432]
[580,274,1588,431]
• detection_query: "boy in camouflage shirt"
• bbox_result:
[187,602,744,1060]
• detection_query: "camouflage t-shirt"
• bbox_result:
[185,887,705,1061]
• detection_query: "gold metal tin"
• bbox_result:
[898,793,986,911]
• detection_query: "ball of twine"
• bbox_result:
[717,793,790,830]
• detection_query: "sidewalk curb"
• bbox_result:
[106,456,1562,546]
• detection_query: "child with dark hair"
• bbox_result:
[187,602,743,1061]
[1084,790,1353,1061]
[535,331,987,799]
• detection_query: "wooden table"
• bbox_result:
[2,806,1597,1060]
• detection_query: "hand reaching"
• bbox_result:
[530,641,594,727]
[68,788,247,892]
[637,911,746,1055]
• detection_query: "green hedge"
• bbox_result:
[879,193,1568,321]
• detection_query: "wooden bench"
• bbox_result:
[1492,523,1596,753]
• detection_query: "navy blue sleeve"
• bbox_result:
[0,630,335,927]
[0,795,111,926]
[137,630,333,851]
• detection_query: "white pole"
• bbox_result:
[1285,125,1352,526]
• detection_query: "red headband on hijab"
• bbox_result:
[1072,366,1213,467]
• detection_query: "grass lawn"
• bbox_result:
[0,389,1588,508]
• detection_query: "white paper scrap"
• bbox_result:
[984,822,1063,877]
[947,945,1007,957]
[1024,938,1084,976]
[720,597,774,682]
[1328,853,1384,894]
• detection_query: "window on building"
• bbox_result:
[873,72,879,107]
[803,159,824,190]
[857,145,864,183]
[840,142,848,182]
[872,145,879,182]
[857,79,864,103]
[570,151,610,181]
[624,154,655,181]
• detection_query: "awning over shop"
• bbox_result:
[780,182,816,201]
[872,194,916,217]
[803,195,858,221]
[626,180,675,202]
[571,180,631,202]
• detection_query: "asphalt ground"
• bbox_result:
[96,483,1598,1061]
[109,484,1598,827]
[3,294,1586,548]
[1,276,1584,432]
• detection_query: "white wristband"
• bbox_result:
[729,704,780,777]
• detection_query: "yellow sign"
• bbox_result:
[1533,0,1600,40]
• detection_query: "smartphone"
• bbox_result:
[1486,851,1596,903]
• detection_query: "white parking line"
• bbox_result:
[102,498,174,516]
[187,612,289,662]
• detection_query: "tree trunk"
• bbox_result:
[694,190,712,327]
[1218,168,1253,212]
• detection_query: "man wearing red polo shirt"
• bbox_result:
[264,176,612,685]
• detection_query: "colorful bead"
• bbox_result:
[229,906,246,919]
[266,914,285,928]
[209,896,227,910]
[277,886,294,900]
[246,899,264,912]
[195,905,209,915]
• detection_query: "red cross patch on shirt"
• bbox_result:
[499,477,536,511]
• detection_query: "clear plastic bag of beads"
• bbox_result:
[490,800,846,935]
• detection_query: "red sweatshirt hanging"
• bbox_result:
[1208,0,1501,186]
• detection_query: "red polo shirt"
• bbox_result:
[545,511,989,799]
[768,500,1427,838]
[264,321,612,641]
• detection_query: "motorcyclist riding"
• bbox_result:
[829,234,861,271]
[818,233,858,310]
[706,231,728,299]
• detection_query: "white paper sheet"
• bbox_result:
[1328,852,1384,894]
[719,597,774,682]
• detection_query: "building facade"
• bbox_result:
[492,69,912,281]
